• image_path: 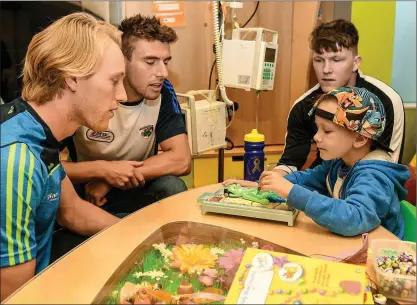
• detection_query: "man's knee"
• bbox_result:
[149,175,188,199]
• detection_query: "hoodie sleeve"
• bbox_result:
[287,169,394,236]
[284,161,331,196]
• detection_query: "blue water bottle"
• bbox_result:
[244,129,265,182]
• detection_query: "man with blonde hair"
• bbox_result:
[0,12,128,301]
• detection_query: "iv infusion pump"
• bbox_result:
[222,28,278,91]
[177,5,279,155]
[178,91,227,155]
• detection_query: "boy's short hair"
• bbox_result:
[309,87,392,152]
[310,19,359,54]
[22,13,122,105]
[119,14,178,61]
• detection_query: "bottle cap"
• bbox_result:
[244,129,265,142]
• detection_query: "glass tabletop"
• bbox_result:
[92,221,302,304]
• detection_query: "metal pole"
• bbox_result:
[218,148,224,182]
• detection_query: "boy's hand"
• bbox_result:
[259,171,294,198]
[222,179,259,187]
[272,168,288,176]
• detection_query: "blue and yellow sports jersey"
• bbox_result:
[0,98,66,274]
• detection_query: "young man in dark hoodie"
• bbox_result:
[276,19,404,174]
[226,87,409,238]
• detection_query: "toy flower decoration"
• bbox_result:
[198,275,214,286]
[261,244,274,251]
[203,269,218,278]
[218,248,245,272]
[197,268,218,287]
[272,255,288,268]
[171,244,216,274]
[210,247,225,257]
[152,243,173,260]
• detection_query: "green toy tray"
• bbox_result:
[199,188,299,226]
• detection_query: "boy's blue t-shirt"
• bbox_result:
[0,98,66,274]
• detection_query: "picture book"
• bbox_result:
[225,248,370,304]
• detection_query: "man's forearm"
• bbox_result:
[0,259,36,302]
[57,198,119,236]
[139,151,191,181]
[62,160,105,184]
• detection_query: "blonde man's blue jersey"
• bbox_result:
[0,98,66,274]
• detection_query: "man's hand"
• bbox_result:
[85,180,112,206]
[101,160,144,188]
[133,167,145,187]
[119,167,146,190]
[222,179,259,187]
[259,171,294,198]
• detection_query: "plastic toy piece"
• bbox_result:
[373,293,387,304]
[267,192,287,203]
[224,184,286,205]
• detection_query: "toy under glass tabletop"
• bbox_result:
[199,184,299,226]
[92,222,303,305]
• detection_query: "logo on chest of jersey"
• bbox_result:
[86,129,115,143]
[140,125,154,139]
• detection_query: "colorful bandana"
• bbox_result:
[309,87,386,141]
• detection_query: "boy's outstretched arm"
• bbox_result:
[224,161,332,191]
[259,162,331,196]
[286,170,394,236]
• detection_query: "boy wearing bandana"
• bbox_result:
[228,87,410,238]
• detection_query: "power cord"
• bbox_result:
[207,1,260,150]
[225,137,234,150]
[242,1,260,27]
[208,60,217,90]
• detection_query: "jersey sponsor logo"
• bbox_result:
[86,129,115,143]
[140,125,154,138]
[47,192,59,201]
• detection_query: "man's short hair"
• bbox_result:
[22,12,122,105]
[310,19,359,54]
[119,14,178,61]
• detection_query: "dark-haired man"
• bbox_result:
[61,14,191,215]
[275,19,404,174]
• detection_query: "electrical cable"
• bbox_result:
[242,1,260,27]
[208,1,261,148]
[208,1,260,89]
[225,137,234,150]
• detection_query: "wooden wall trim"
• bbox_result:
[290,1,320,108]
